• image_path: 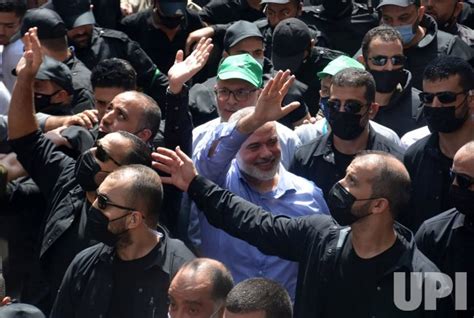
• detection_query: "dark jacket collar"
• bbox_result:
[417,14,440,48]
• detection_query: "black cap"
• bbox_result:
[224,20,263,51]
[21,8,66,40]
[0,303,46,318]
[36,56,74,94]
[376,0,420,9]
[156,0,187,16]
[52,0,95,29]
[272,18,311,73]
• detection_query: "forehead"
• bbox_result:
[0,11,20,23]
[422,75,462,92]
[217,78,256,89]
[34,79,55,90]
[266,2,296,10]
[368,37,403,55]
[99,133,131,154]
[330,84,367,103]
[347,158,377,182]
[169,269,213,298]
[243,122,277,144]
[230,37,264,53]
[97,172,127,195]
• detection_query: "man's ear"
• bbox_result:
[453,1,464,19]
[418,5,426,20]
[53,89,70,104]
[356,54,366,66]
[371,197,390,215]
[137,129,153,143]
[368,102,379,119]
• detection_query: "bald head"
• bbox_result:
[452,141,474,187]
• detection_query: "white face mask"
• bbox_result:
[255,57,265,67]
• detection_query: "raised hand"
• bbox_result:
[238,70,300,134]
[15,27,42,81]
[151,146,198,192]
[168,37,214,94]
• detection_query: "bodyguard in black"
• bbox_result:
[199,0,264,24]
[403,56,473,231]
[120,0,204,74]
[50,166,195,318]
[358,25,425,137]
[155,146,453,318]
[415,141,474,317]
[290,68,404,198]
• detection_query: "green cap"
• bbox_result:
[217,54,263,88]
[317,56,365,80]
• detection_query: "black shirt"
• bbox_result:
[403,133,454,231]
[324,233,405,317]
[64,51,95,113]
[416,209,474,317]
[199,0,265,24]
[120,9,204,74]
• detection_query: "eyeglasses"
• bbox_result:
[419,91,468,104]
[327,99,368,114]
[97,192,135,211]
[450,169,474,189]
[95,141,121,166]
[215,88,258,102]
[368,55,407,67]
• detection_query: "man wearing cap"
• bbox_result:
[120,0,205,75]
[189,20,310,128]
[294,55,402,146]
[422,0,474,47]
[290,68,404,199]
[271,18,344,115]
[189,70,328,301]
[44,0,170,107]
[357,25,426,137]
[21,7,94,113]
[375,0,474,89]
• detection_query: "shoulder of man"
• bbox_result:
[164,237,196,275]
[96,27,135,44]
[370,129,405,159]
[313,46,346,63]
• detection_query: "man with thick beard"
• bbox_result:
[189,70,329,301]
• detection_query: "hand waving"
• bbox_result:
[152,146,198,192]
[15,28,42,81]
[168,37,214,94]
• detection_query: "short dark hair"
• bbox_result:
[179,258,234,303]
[90,58,137,91]
[116,130,152,167]
[135,92,161,140]
[423,56,474,91]
[110,164,163,226]
[0,0,27,16]
[354,151,411,218]
[332,67,376,104]
[225,278,292,318]
[361,25,403,60]
[41,36,68,53]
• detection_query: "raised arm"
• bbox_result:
[8,28,42,140]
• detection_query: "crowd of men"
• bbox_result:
[0,0,473,317]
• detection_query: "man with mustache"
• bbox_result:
[188,69,329,301]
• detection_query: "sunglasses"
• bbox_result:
[97,193,135,211]
[450,169,474,189]
[368,55,407,67]
[419,91,468,104]
[327,99,367,114]
[95,142,121,166]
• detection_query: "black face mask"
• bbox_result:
[86,206,130,246]
[34,91,61,113]
[370,69,405,94]
[328,110,367,140]
[449,184,474,220]
[423,105,468,133]
[327,182,374,226]
[75,150,101,191]
[158,12,183,29]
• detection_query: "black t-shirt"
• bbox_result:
[323,233,405,317]
[333,146,354,176]
[106,239,167,318]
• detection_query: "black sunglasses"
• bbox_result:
[97,193,135,211]
[369,55,407,67]
[450,169,474,189]
[95,142,122,166]
[327,99,367,114]
[419,91,468,104]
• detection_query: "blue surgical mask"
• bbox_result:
[394,24,416,44]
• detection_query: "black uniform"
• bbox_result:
[186,175,453,318]
[120,9,204,75]
[74,27,169,106]
[403,133,454,231]
[415,209,474,318]
[372,69,425,137]
[441,22,474,48]
[50,231,195,318]
[199,0,265,25]
[64,52,95,113]
[290,126,404,199]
